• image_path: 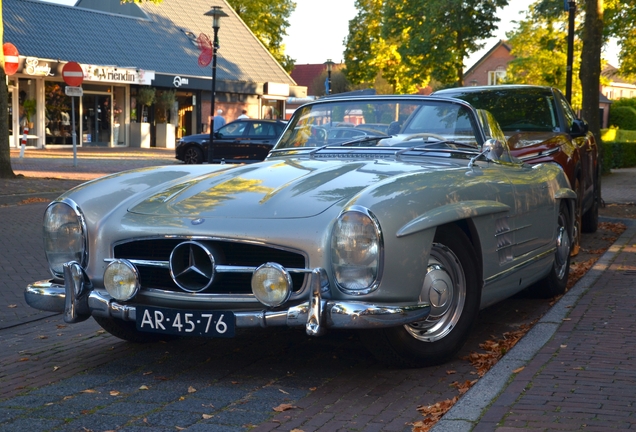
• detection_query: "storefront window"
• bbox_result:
[82,93,111,146]
[262,100,283,120]
[45,82,75,145]
[18,78,37,137]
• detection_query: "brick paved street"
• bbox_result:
[2,149,636,431]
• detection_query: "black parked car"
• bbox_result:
[175,119,286,164]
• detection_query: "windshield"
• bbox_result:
[275,98,482,149]
[439,89,560,133]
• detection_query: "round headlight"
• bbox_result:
[43,201,87,278]
[104,259,140,301]
[331,208,382,294]
[251,263,292,307]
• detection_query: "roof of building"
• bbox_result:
[602,64,636,86]
[5,0,296,86]
[290,64,327,88]
[463,40,512,77]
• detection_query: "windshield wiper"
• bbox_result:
[339,136,387,147]
[396,140,478,153]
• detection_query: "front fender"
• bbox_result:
[396,200,510,237]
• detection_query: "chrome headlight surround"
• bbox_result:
[330,206,383,295]
[43,199,87,279]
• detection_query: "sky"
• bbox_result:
[285,0,619,68]
[42,0,620,68]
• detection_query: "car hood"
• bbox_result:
[126,157,440,219]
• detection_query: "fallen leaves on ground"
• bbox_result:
[412,221,628,431]
[413,397,459,432]
[600,221,627,235]
[273,403,296,412]
[463,324,533,378]
[567,258,597,289]
[18,197,50,205]
[411,326,531,431]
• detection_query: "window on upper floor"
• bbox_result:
[487,68,507,85]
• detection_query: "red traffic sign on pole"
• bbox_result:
[3,43,19,75]
[62,62,84,87]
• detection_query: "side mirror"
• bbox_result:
[571,119,589,136]
[483,138,505,159]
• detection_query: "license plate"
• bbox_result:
[136,306,235,338]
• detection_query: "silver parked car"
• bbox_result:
[25,95,575,367]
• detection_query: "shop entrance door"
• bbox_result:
[82,93,112,146]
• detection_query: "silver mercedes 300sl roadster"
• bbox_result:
[26,95,575,367]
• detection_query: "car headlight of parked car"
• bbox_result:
[43,200,87,278]
[330,207,383,294]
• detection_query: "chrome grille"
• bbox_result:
[113,239,308,294]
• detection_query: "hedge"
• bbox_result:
[609,106,636,130]
[601,141,636,169]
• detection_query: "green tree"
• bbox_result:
[344,0,432,93]
[226,0,296,73]
[503,7,583,109]
[344,0,509,92]
[403,0,509,87]
[309,69,351,96]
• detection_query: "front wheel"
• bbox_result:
[360,226,481,368]
[183,146,203,164]
[529,201,572,299]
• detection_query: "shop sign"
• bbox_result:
[82,64,155,85]
[24,57,54,76]
[264,82,290,97]
[173,76,189,87]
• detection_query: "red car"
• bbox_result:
[434,85,600,255]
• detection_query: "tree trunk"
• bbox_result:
[580,0,604,172]
[0,1,16,179]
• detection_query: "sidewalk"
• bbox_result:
[434,168,636,431]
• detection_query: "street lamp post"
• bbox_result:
[324,59,335,95]
[565,0,576,103]
[204,6,228,164]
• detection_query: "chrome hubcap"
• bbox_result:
[406,243,466,342]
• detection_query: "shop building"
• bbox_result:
[4,0,305,149]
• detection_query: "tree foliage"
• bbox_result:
[503,6,583,109]
[226,0,296,73]
[403,0,509,87]
[309,69,350,96]
[344,0,509,92]
[604,0,636,77]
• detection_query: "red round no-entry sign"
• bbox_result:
[62,61,84,87]
[3,43,19,76]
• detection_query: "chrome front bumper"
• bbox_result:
[25,262,431,336]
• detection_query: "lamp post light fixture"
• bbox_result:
[324,59,335,95]
[204,5,228,164]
